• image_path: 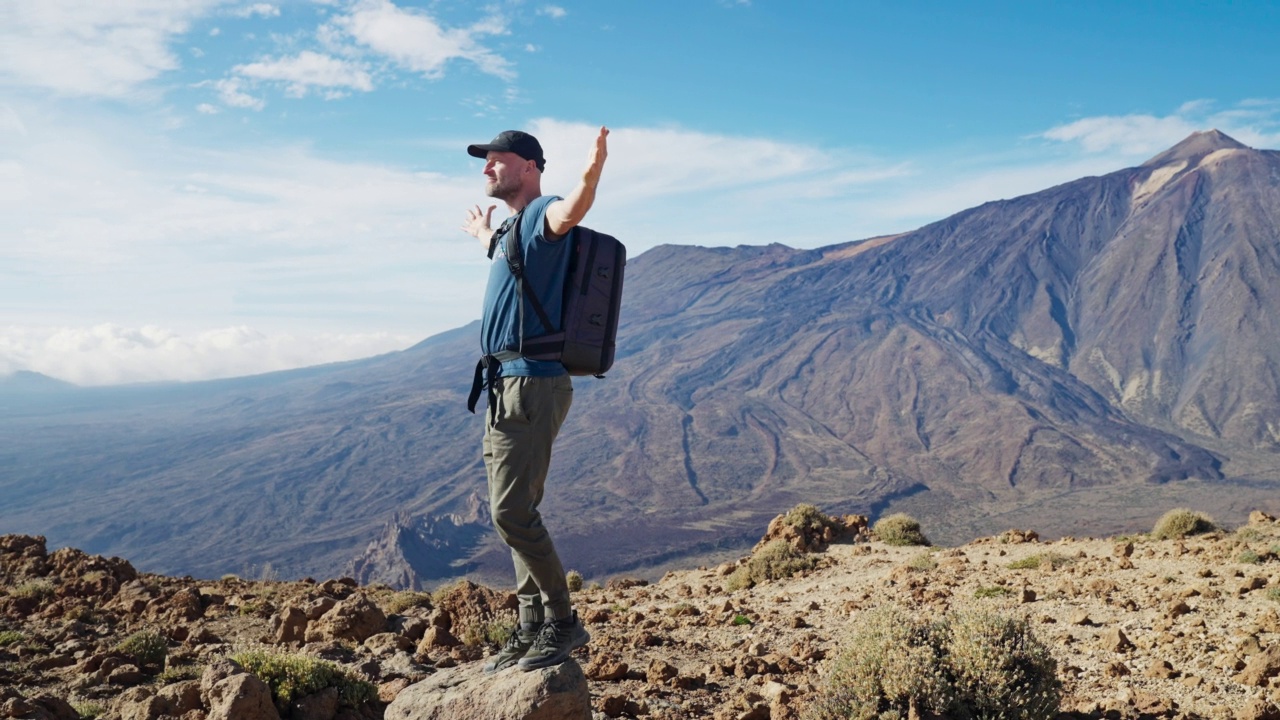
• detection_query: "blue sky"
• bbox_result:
[2,1,1279,385]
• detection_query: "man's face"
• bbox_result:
[483,150,533,201]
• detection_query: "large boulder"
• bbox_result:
[206,673,280,720]
[306,593,387,644]
[385,660,590,720]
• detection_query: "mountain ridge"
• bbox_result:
[2,131,1279,586]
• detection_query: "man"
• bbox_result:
[461,127,609,672]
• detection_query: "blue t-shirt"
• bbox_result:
[481,195,572,377]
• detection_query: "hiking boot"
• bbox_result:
[483,624,539,673]
[517,612,590,670]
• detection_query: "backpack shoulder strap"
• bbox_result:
[501,210,557,336]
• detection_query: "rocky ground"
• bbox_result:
[3,509,1280,720]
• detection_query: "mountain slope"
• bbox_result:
[2,131,1278,586]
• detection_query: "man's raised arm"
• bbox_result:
[545,126,609,237]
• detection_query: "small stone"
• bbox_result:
[586,658,629,682]
[418,626,461,650]
[646,659,679,684]
[1102,628,1132,653]
[1103,661,1130,677]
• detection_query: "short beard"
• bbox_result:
[485,176,520,203]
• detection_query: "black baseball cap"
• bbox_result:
[467,130,546,171]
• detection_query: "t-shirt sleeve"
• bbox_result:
[523,195,564,247]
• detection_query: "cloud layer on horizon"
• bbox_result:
[5,101,1280,384]
[0,323,413,386]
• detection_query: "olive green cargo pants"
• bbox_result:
[482,374,574,625]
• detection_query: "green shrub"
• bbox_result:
[1267,587,1280,604]
[724,539,817,591]
[566,570,584,593]
[1238,550,1262,565]
[117,630,167,667]
[873,513,930,547]
[804,606,1059,720]
[974,586,1011,599]
[233,649,376,708]
[1151,508,1217,540]
[0,630,23,646]
[732,614,753,626]
[1007,553,1073,571]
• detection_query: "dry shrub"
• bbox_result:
[566,570,584,592]
[873,513,930,547]
[1006,552,1073,571]
[1151,508,1217,540]
[725,539,817,592]
[383,591,432,615]
[907,551,937,571]
[784,503,844,535]
[806,605,951,720]
[805,605,1059,720]
[457,610,517,648]
[945,609,1061,719]
[117,629,167,667]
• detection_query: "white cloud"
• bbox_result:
[529,118,904,203]
[538,6,568,19]
[212,77,265,109]
[0,324,412,385]
[234,50,373,97]
[1040,99,1280,157]
[0,0,227,97]
[233,3,280,18]
[196,102,219,114]
[1041,114,1200,156]
[331,0,514,81]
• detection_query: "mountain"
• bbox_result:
[2,131,1278,586]
[0,370,75,396]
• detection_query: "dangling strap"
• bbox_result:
[467,356,498,415]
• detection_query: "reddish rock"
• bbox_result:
[305,593,387,644]
[206,673,281,720]
[272,606,309,643]
[585,657,629,681]
[418,626,461,650]
[1235,645,1280,686]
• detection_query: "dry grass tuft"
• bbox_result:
[873,513,930,547]
[1151,508,1217,540]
